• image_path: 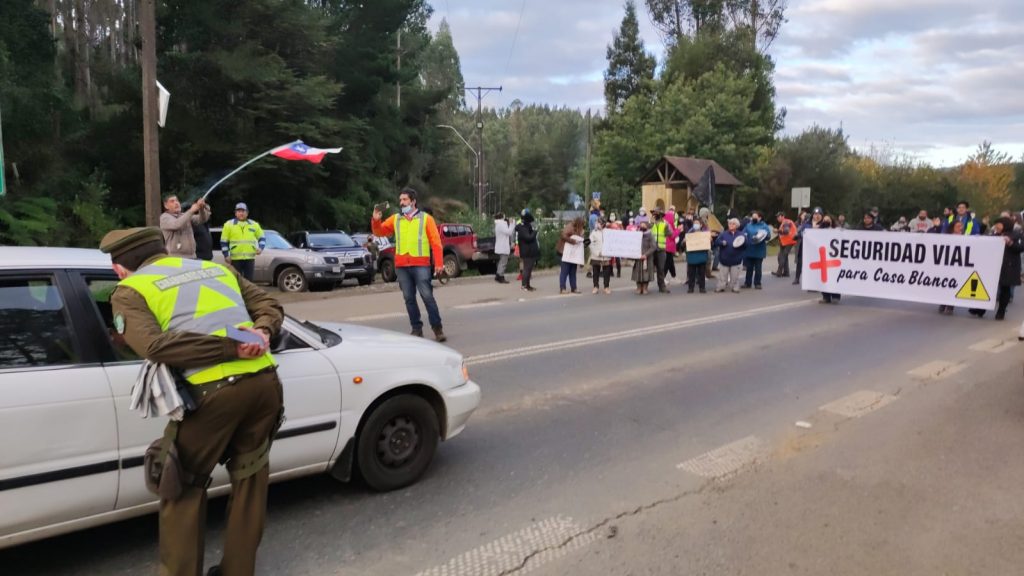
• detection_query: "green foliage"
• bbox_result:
[605,1,657,114]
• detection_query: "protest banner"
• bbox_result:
[685,231,712,252]
[602,229,642,259]
[562,235,586,265]
[800,229,1004,310]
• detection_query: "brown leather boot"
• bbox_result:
[411,328,424,337]
[432,325,447,342]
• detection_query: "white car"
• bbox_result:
[0,247,481,549]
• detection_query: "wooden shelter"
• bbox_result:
[638,156,743,212]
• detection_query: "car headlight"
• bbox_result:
[461,361,470,384]
[304,254,326,265]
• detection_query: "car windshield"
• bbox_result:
[264,230,293,250]
[287,314,341,347]
[308,232,357,248]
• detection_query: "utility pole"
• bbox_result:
[584,110,592,200]
[396,29,402,108]
[465,86,502,214]
[140,0,161,226]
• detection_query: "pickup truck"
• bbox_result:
[356,224,498,282]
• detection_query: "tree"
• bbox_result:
[725,0,787,53]
[958,141,1014,218]
[604,1,656,115]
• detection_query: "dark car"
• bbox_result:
[211,228,345,292]
[289,230,375,285]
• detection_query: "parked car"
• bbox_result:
[351,233,397,283]
[210,228,344,292]
[288,230,376,285]
[439,223,498,278]
[0,247,481,549]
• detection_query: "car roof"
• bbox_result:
[0,246,112,270]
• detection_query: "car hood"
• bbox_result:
[313,321,463,368]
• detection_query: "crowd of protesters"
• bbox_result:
[497,198,1024,323]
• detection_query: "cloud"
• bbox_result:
[434,0,1024,166]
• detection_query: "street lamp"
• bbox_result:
[437,124,482,212]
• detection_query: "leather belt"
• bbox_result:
[190,366,276,399]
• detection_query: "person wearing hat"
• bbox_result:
[773,211,798,278]
[100,226,285,576]
[649,207,672,293]
[160,194,209,259]
[221,202,266,281]
[515,209,540,291]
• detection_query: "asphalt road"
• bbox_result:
[5,266,1024,575]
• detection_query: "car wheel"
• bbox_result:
[357,395,439,492]
[380,258,396,282]
[277,266,308,292]
[443,253,462,278]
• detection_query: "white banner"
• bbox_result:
[602,229,642,259]
[561,235,586,265]
[800,229,1004,310]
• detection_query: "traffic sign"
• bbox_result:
[791,187,810,208]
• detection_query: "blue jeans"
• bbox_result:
[559,261,578,291]
[744,257,763,287]
[396,266,442,330]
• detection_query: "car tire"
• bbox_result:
[443,253,462,278]
[356,395,439,492]
[380,258,396,282]
[277,266,308,292]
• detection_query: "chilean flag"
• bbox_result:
[270,140,343,164]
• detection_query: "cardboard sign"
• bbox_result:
[601,229,642,259]
[800,229,1004,310]
[685,231,712,252]
[561,235,586,265]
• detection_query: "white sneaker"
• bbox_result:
[592,288,599,294]
[604,288,612,294]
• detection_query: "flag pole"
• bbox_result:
[200,148,276,202]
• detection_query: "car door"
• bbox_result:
[72,272,343,510]
[0,271,119,542]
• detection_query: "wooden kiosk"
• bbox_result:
[638,156,743,212]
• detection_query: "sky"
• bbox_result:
[429,0,1024,167]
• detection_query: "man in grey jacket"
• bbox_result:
[159,194,209,258]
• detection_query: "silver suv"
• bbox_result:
[211,228,345,292]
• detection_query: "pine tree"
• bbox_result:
[604,1,656,115]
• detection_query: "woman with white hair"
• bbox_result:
[714,218,745,292]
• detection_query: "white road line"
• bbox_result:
[906,360,967,380]
[677,435,765,479]
[453,301,504,310]
[968,338,1018,354]
[465,300,814,366]
[345,312,406,322]
[413,515,599,576]
[819,390,898,419]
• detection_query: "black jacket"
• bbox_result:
[193,221,214,261]
[999,231,1024,287]
[516,222,540,259]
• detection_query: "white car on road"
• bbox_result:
[0,247,481,549]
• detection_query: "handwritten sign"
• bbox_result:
[601,229,642,259]
[561,235,586,265]
[685,231,711,252]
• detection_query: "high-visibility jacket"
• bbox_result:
[945,213,980,235]
[371,210,444,268]
[650,221,669,250]
[119,257,276,385]
[221,219,265,260]
[779,218,798,246]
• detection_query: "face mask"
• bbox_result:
[401,205,413,215]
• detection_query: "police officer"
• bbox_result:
[371,187,446,341]
[100,227,284,576]
[221,202,265,281]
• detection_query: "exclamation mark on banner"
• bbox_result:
[970,277,979,298]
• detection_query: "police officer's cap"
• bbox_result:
[99,227,164,259]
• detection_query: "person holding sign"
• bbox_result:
[988,217,1023,320]
[631,222,656,294]
[557,217,586,294]
[683,219,711,293]
[714,219,745,293]
[589,218,613,294]
[742,211,771,289]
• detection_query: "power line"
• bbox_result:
[503,0,527,77]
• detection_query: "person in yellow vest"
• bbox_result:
[649,207,671,293]
[100,227,284,576]
[220,202,265,282]
[371,187,447,341]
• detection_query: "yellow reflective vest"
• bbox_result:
[650,221,668,250]
[221,219,265,260]
[120,257,276,384]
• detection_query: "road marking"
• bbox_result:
[906,360,967,380]
[345,312,406,322]
[465,300,814,366]
[677,435,765,479]
[453,301,504,310]
[968,338,1017,354]
[413,515,599,576]
[819,390,898,418]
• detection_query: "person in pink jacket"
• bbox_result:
[664,209,682,282]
